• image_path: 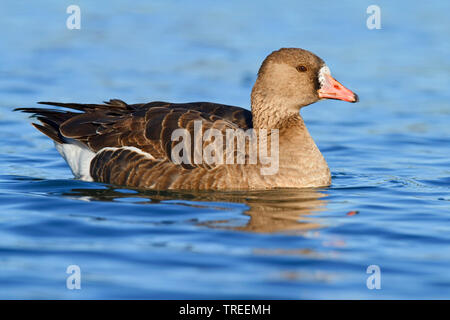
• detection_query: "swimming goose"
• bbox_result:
[16,48,358,190]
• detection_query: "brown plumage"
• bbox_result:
[15,48,358,190]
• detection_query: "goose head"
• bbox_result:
[251,48,358,127]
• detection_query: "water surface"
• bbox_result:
[0,0,449,299]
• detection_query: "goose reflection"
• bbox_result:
[63,186,329,234]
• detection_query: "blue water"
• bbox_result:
[1,1,449,299]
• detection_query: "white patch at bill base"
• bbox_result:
[318,65,331,87]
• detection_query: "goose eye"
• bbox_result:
[296,65,307,72]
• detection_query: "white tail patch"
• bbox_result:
[55,139,96,181]
[54,142,156,182]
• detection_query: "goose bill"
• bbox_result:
[318,74,358,103]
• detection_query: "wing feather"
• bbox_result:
[16,100,253,171]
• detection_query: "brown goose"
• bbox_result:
[16,48,358,190]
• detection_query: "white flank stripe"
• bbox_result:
[97,146,155,160]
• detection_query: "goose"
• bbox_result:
[16,48,358,190]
